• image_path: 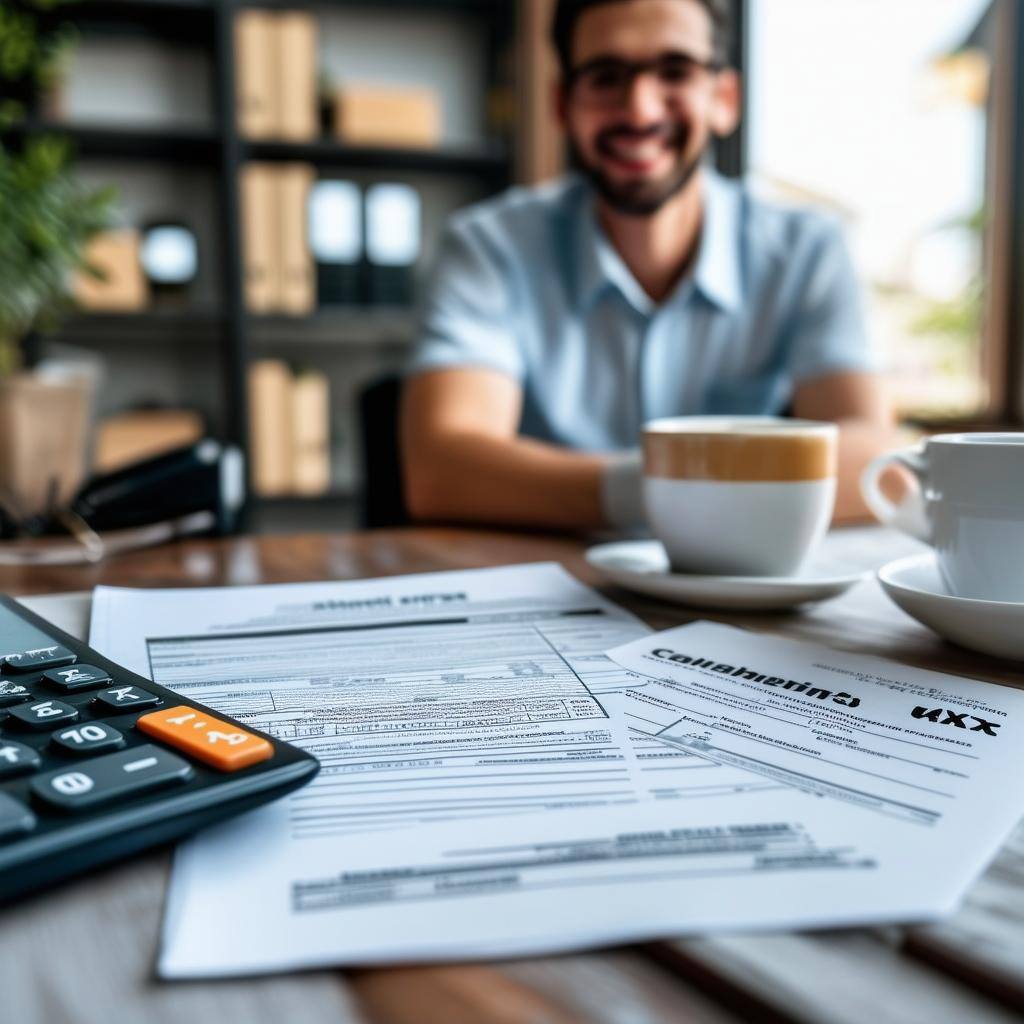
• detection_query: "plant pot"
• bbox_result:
[0,372,94,518]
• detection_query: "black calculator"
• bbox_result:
[0,594,319,903]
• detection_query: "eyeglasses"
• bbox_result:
[567,52,724,108]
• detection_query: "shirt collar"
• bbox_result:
[574,167,743,316]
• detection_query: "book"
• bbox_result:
[291,370,331,495]
[275,11,318,141]
[277,163,316,315]
[248,359,293,496]
[234,10,278,139]
[240,163,280,313]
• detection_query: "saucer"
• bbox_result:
[878,553,1024,661]
[585,540,869,611]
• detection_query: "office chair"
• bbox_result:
[357,376,409,528]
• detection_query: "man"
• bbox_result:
[401,0,897,531]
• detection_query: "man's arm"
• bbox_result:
[401,367,608,529]
[791,370,902,523]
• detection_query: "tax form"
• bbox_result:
[160,781,951,976]
[89,572,1017,975]
[90,564,651,835]
[606,621,1024,885]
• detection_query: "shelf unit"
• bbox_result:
[11,0,532,521]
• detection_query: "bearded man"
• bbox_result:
[401,0,897,530]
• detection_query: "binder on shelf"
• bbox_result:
[234,10,278,139]
[248,359,293,496]
[240,163,280,313]
[308,180,362,306]
[278,162,316,315]
[73,229,148,312]
[333,86,442,148]
[365,183,421,306]
[291,370,331,495]
[276,11,318,141]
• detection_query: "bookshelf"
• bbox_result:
[10,0,547,524]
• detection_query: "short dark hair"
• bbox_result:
[551,0,733,75]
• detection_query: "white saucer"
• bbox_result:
[585,540,869,611]
[878,553,1024,661]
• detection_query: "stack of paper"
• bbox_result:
[88,564,1024,977]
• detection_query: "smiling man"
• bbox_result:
[401,0,897,530]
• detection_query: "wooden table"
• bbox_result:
[2,526,1024,1024]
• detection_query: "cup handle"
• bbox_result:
[860,446,932,544]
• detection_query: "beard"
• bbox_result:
[570,121,704,217]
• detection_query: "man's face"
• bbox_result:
[560,0,739,216]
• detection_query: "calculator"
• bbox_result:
[0,594,319,903]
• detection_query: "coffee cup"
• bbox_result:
[861,433,1024,602]
[642,417,838,576]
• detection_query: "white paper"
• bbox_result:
[90,564,652,835]
[88,573,1010,977]
[607,622,1024,891]
[160,788,954,977]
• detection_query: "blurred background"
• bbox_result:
[1,0,1021,536]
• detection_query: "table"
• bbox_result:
[2,526,1023,1024]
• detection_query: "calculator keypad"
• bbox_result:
[93,686,161,713]
[0,793,35,840]
[42,664,112,694]
[51,722,125,756]
[0,681,31,708]
[3,645,76,673]
[8,699,79,731]
[0,740,41,778]
[31,745,193,812]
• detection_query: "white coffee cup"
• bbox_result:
[642,417,838,576]
[861,433,1024,603]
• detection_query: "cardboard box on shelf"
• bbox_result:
[333,86,442,148]
[73,229,148,312]
[93,410,205,474]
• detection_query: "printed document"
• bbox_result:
[160,784,952,976]
[90,564,651,834]
[606,621,1024,884]
[89,571,1022,975]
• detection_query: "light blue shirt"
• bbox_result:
[407,169,874,451]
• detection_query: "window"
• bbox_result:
[747,0,997,419]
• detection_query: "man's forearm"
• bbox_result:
[403,432,608,529]
[833,419,905,522]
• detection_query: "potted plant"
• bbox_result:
[0,136,115,518]
[0,2,115,520]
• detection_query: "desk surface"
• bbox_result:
[2,526,1023,1024]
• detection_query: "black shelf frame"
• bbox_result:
[20,0,518,515]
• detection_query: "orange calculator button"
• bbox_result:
[136,705,273,771]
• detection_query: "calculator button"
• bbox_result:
[31,744,193,812]
[7,699,79,731]
[137,705,274,771]
[0,680,32,708]
[0,793,35,841]
[93,686,161,712]
[42,664,112,694]
[4,645,76,673]
[51,722,125,756]
[0,740,41,778]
